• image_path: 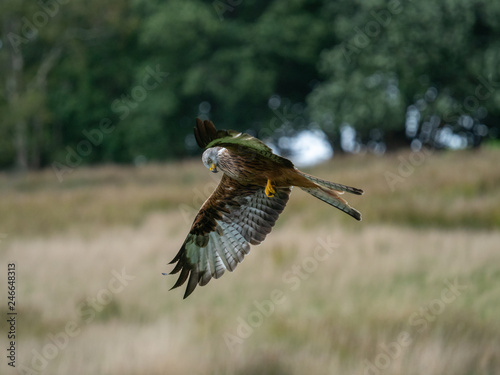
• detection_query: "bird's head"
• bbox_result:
[202,147,221,173]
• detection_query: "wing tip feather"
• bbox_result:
[194,118,218,149]
[183,270,200,299]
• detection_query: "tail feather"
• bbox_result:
[300,186,362,221]
[297,171,363,195]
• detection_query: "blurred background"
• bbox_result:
[1,0,500,169]
[1,1,500,374]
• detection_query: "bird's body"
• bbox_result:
[167,119,363,298]
[213,146,314,188]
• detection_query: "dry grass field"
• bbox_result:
[1,148,500,374]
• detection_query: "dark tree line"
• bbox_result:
[1,0,499,170]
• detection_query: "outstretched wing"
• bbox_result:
[168,174,291,298]
[193,118,293,168]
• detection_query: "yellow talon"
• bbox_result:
[265,179,276,197]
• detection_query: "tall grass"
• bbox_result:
[1,149,499,374]
[1,148,499,236]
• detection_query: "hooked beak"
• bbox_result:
[209,162,218,173]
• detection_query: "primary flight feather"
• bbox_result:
[167,118,363,298]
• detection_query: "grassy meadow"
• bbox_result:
[1,148,500,374]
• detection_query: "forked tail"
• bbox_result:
[297,171,363,195]
[296,171,363,221]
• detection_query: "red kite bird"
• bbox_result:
[167,119,363,298]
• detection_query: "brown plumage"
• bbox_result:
[167,118,363,298]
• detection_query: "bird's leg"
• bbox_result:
[265,179,276,197]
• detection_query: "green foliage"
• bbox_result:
[1,0,499,169]
[308,0,500,147]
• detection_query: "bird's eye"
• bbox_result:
[207,158,212,165]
